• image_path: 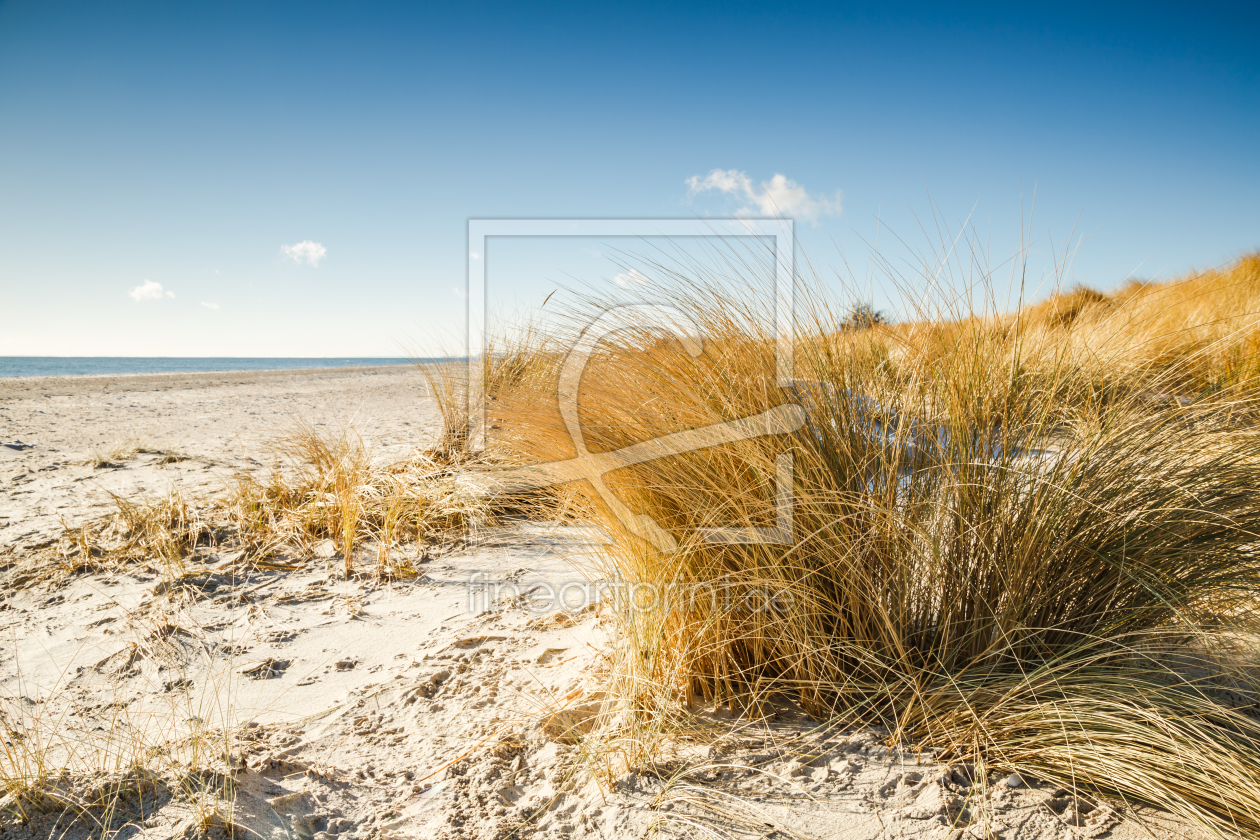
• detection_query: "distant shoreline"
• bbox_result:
[0,356,460,381]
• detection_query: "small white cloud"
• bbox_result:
[470,251,480,260]
[129,279,174,302]
[200,301,220,310]
[613,269,651,289]
[281,240,327,266]
[687,168,754,197]
[452,286,468,299]
[685,169,842,223]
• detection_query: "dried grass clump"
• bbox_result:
[419,331,568,463]
[1,670,235,834]
[81,440,143,469]
[43,425,480,584]
[52,490,217,581]
[475,249,1260,836]
[223,424,480,578]
[419,361,472,463]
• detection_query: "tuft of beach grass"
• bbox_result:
[465,246,1260,836]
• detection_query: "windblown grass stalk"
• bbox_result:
[476,249,1260,835]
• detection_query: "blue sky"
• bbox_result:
[0,1,1256,356]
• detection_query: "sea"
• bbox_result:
[0,357,448,380]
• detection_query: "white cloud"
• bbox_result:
[613,268,651,288]
[685,169,842,223]
[281,240,327,266]
[200,301,220,310]
[687,168,754,196]
[129,279,174,302]
[470,251,480,260]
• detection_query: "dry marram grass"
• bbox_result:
[471,249,1260,836]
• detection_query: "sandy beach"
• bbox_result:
[0,366,434,547]
[0,365,1211,840]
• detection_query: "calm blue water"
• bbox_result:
[0,357,447,379]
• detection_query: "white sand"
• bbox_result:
[0,367,1205,839]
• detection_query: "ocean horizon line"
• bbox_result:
[0,356,464,380]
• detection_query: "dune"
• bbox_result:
[5,243,1258,840]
